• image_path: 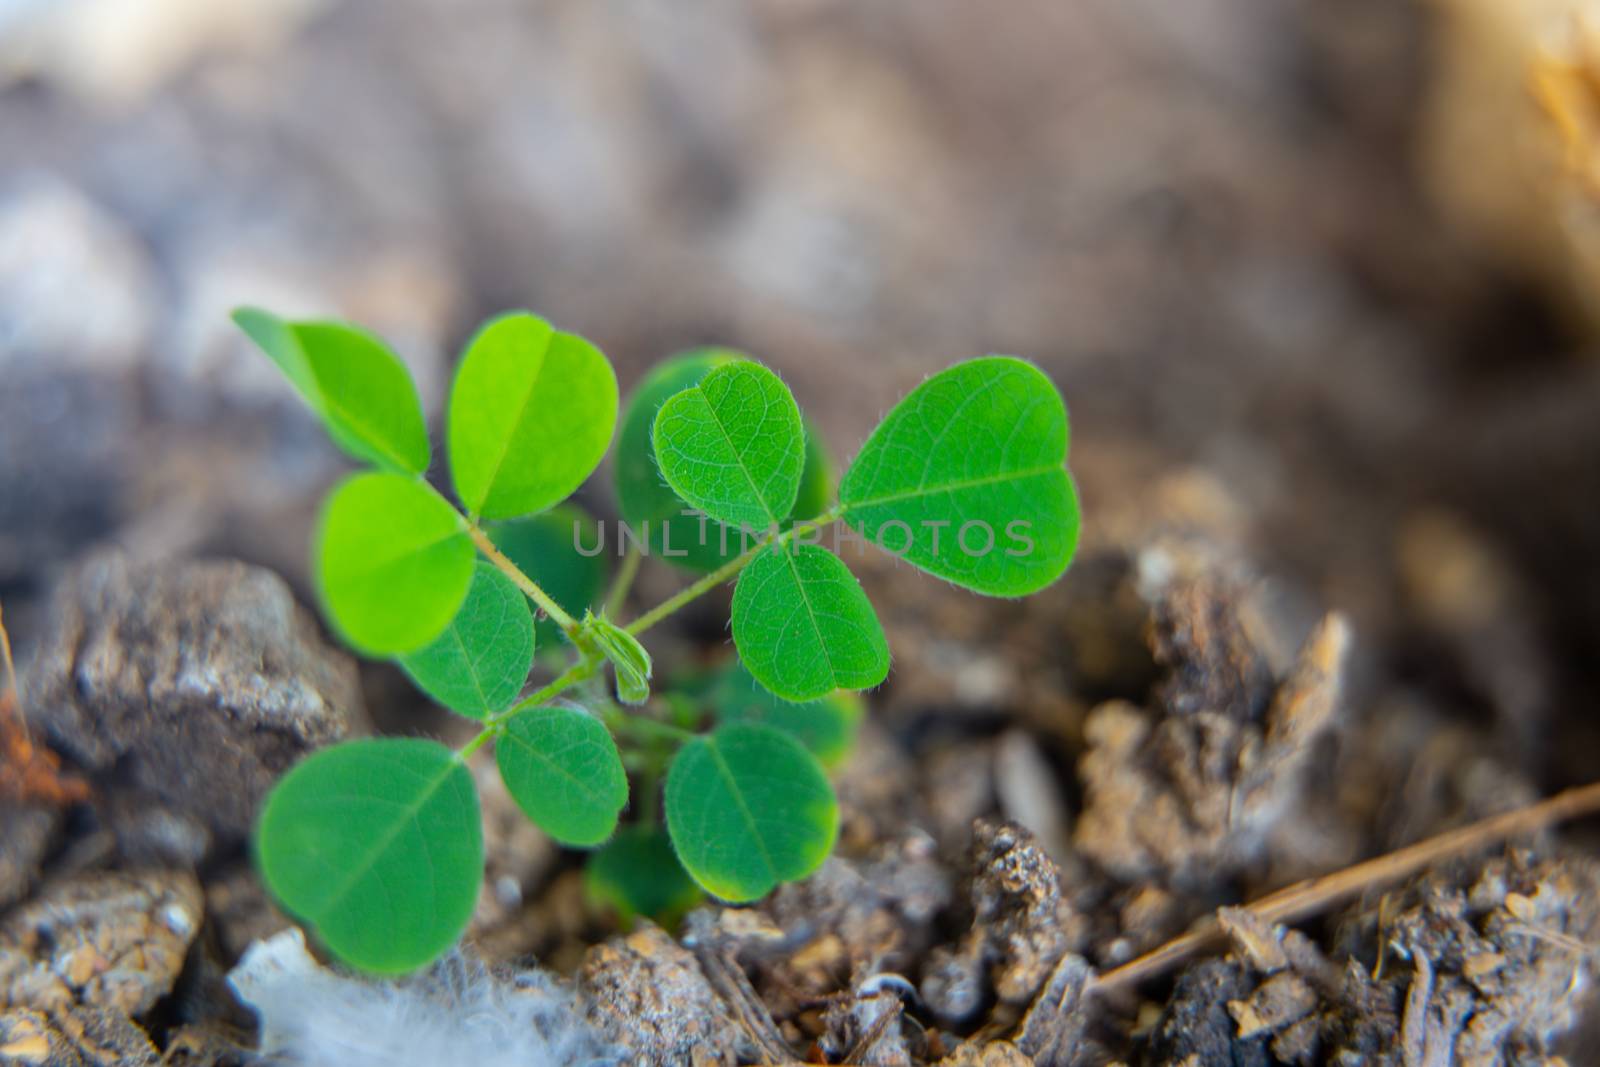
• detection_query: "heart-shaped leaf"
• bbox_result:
[664,722,837,901]
[234,308,431,474]
[839,357,1080,596]
[256,738,482,974]
[731,543,888,702]
[496,704,628,846]
[652,361,805,531]
[616,351,741,571]
[706,662,862,768]
[488,504,609,646]
[316,472,474,654]
[397,561,535,720]
[618,352,834,571]
[586,825,702,925]
[448,312,618,519]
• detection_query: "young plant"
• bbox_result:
[239,307,1081,974]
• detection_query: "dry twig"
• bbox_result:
[1091,779,1600,995]
[0,599,89,805]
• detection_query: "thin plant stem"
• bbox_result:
[603,705,695,745]
[456,728,494,761]
[624,507,845,637]
[1089,778,1600,996]
[0,598,33,750]
[0,600,18,712]
[494,659,600,724]
[466,524,580,636]
[605,543,643,617]
[458,657,604,761]
[415,479,581,637]
[0,599,88,805]
[625,543,762,637]
[446,498,853,774]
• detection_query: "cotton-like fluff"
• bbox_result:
[228,929,619,1067]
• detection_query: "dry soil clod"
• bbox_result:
[19,552,363,861]
[0,870,202,1018]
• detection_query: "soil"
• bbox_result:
[3,1,1600,1065]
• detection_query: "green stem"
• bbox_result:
[454,506,853,790]
[492,659,599,725]
[624,543,760,637]
[416,479,582,638]
[457,728,494,761]
[622,507,845,636]
[602,705,696,744]
[604,543,642,617]
[458,657,600,762]
[467,524,581,637]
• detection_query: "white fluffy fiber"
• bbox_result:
[228,930,618,1067]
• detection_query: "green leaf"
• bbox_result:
[255,738,482,974]
[617,354,832,570]
[448,312,618,519]
[233,307,430,475]
[839,357,1080,596]
[731,543,889,702]
[586,825,702,926]
[397,562,534,719]
[707,662,862,768]
[665,722,838,902]
[615,351,741,572]
[496,705,628,846]
[316,472,475,654]
[489,504,608,645]
[791,416,835,522]
[581,612,653,706]
[652,361,805,531]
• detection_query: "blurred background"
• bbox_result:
[2,0,1599,784]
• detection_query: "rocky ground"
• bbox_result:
[3,0,1600,1064]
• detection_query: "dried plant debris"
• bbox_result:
[0,693,88,812]
[1075,555,1351,888]
[1342,700,1543,858]
[1147,850,1600,1066]
[1148,957,1277,1067]
[676,830,953,1058]
[1146,561,1277,723]
[0,600,89,816]
[1010,953,1103,1066]
[763,834,953,979]
[228,929,617,1067]
[0,605,76,913]
[0,870,201,1017]
[923,821,1089,1024]
[819,976,922,1066]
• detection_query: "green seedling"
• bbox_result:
[241,307,1081,973]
